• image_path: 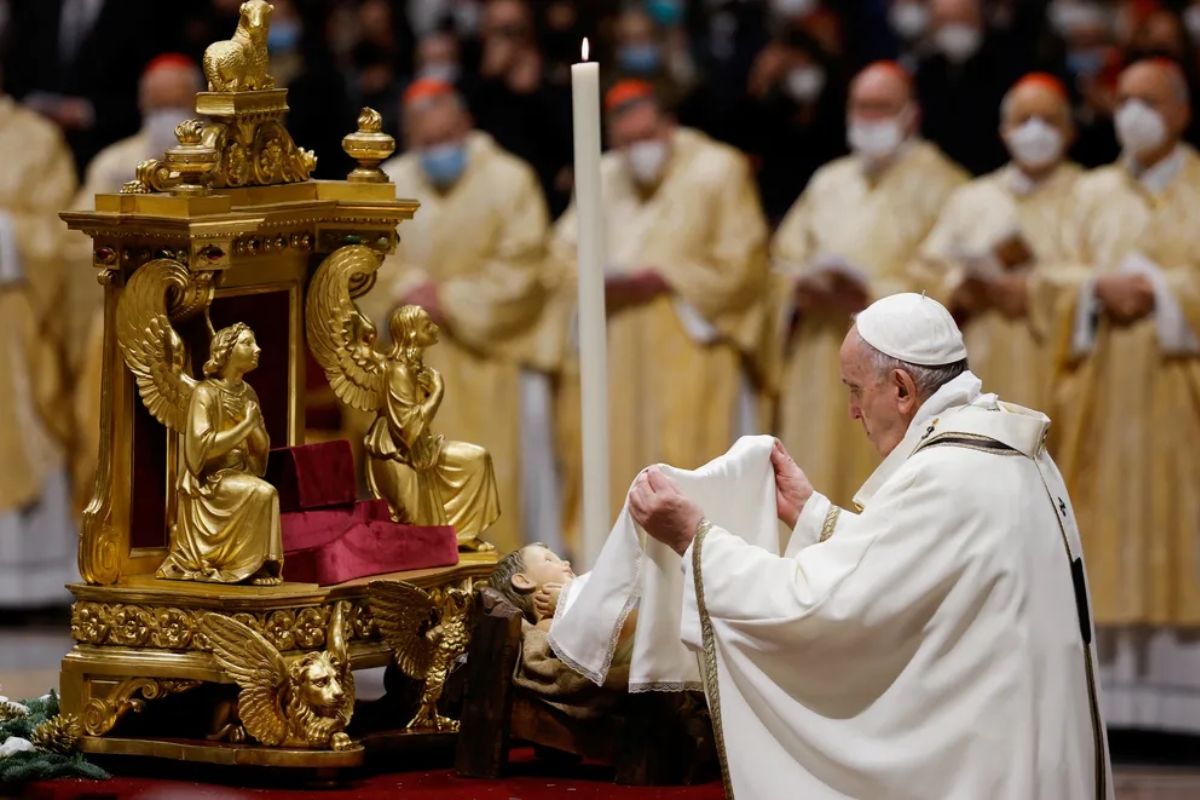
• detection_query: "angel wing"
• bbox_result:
[327,600,356,700]
[368,580,439,680]
[306,245,387,412]
[199,613,289,747]
[115,259,199,432]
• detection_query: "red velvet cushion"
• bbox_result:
[266,441,358,513]
[280,500,394,551]
[283,519,459,586]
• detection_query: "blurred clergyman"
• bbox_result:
[772,61,967,509]
[1053,58,1200,734]
[548,80,771,559]
[914,72,1082,411]
[69,54,203,516]
[0,87,79,608]
[359,79,557,554]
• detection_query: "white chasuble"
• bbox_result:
[555,374,1111,799]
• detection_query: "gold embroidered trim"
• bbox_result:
[819,506,842,543]
[692,520,734,799]
[914,432,1021,457]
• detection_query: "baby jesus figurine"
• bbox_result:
[488,544,637,717]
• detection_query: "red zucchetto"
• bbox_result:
[604,79,656,114]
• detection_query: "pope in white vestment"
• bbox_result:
[623,294,1111,799]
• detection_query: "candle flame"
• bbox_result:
[582,37,590,62]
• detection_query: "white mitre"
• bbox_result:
[855,292,967,365]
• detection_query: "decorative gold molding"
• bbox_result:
[82,678,202,736]
[71,599,381,653]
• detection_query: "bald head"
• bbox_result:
[1120,59,1190,108]
[140,63,201,113]
[849,62,914,121]
[1002,78,1070,126]
[931,0,981,27]
[404,92,471,150]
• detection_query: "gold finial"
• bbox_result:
[165,120,220,196]
[342,108,396,184]
[358,107,383,134]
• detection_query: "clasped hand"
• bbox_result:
[606,269,671,313]
[629,439,815,555]
[1095,273,1155,323]
[795,273,868,315]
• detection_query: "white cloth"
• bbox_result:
[0,210,22,285]
[1099,628,1200,734]
[519,369,562,551]
[855,291,968,365]
[680,373,1111,799]
[548,435,783,692]
[1128,143,1185,195]
[0,469,77,607]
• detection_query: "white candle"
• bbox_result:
[571,39,609,571]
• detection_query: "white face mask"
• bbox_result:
[784,66,826,103]
[935,23,982,62]
[889,2,930,40]
[419,62,460,85]
[1185,5,1200,42]
[1048,0,1108,36]
[848,109,911,162]
[771,0,816,19]
[1115,99,1168,157]
[1004,117,1065,170]
[144,108,192,156]
[625,139,669,185]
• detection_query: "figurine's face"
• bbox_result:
[290,652,347,716]
[242,0,273,33]
[414,310,440,347]
[510,545,575,593]
[228,329,261,374]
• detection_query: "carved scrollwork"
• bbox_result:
[71,600,381,652]
[165,270,215,323]
[83,678,202,736]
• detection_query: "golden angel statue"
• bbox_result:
[306,245,500,552]
[199,601,355,750]
[369,580,472,731]
[116,260,284,585]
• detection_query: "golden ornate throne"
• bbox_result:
[56,9,497,769]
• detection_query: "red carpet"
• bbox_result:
[17,749,725,800]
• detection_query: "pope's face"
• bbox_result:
[228,330,261,374]
[839,329,920,458]
[511,545,575,593]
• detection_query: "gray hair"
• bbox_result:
[851,319,969,400]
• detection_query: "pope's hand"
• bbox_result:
[629,466,705,557]
[771,438,813,530]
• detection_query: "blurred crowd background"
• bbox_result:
[3,0,1200,749]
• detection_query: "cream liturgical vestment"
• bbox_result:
[1051,144,1200,732]
[0,96,80,607]
[915,163,1082,410]
[552,375,1110,799]
[548,127,770,556]
[772,141,968,508]
[367,131,556,554]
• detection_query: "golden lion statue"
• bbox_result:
[199,602,355,750]
[203,0,276,93]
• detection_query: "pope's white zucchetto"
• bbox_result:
[855,292,968,366]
